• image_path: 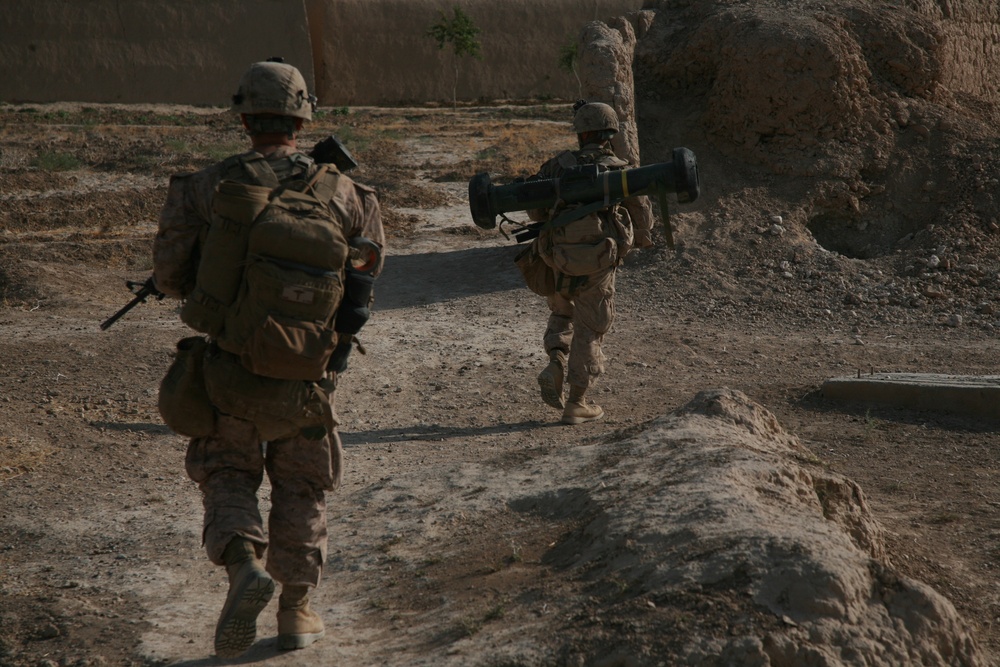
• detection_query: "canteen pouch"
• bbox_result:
[158,336,216,438]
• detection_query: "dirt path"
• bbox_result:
[2,106,1000,665]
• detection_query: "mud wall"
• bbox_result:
[906,0,1000,101]
[0,0,315,105]
[306,0,646,105]
[0,0,645,106]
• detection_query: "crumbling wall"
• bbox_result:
[904,0,1000,100]
[0,0,314,105]
[0,0,645,106]
[577,16,658,245]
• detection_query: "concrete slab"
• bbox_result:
[822,373,1000,420]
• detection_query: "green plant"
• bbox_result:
[32,151,80,171]
[559,39,581,98]
[483,604,505,622]
[427,6,483,109]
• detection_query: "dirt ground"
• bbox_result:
[2,97,1000,666]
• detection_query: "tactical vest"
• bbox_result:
[180,152,350,381]
[536,148,634,276]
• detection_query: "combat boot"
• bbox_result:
[561,384,604,425]
[537,350,567,410]
[214,537,274,659]
[277,585,326,651]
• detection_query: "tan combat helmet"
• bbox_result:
[572,101,620,135]
[231,59,315,120]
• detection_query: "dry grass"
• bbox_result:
[0,105,573,246]
[0,435,53,482]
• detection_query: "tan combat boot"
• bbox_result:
[277,585,325,651]
[214,537,274,659]
[537,350,567,410]
[561,384,604,425]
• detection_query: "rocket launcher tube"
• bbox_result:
[468,147,700,238]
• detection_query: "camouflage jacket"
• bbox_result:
[152,145,385,299]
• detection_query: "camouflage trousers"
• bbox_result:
[185,411,343,588]
[543,267,616,390]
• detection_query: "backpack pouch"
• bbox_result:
[242,314,335,381]
[202,347,322,441]
[249,199,351,271]
[180,181,272,336]
[515,241,556,297]
[158,336,216,438]
[547,237,618,277]
[221,259,341,380]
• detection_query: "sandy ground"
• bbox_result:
[1,105,1000,665]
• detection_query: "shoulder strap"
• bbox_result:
[555,150,578,170]
[238,154,281,189]
[300,165,342,205]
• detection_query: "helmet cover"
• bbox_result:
[572,102,619,134]
[231,61,314,120]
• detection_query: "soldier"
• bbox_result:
[151,60,385,658]
[527,101,635,425]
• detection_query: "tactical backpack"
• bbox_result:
[180,152,350,382]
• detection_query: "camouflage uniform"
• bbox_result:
[528,143,633,392]
[154,145,384,587]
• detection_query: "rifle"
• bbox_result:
[309,135,359,172]
[99,278,164,331]
[468,147,700,250]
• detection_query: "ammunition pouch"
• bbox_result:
[335,268,374,336]
[158,336,216,438]
[515,241,556,296]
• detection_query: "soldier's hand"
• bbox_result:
[327,338,353,374]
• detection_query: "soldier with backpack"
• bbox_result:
[524,101,636,425]
[151,59,385,658]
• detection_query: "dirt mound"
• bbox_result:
[526,388,985,665]
[620,0,1000,329]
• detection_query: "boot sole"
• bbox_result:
[214,569,275,659]
[538,368,565,410]
[561,407,604,425]
[278,628,326,651]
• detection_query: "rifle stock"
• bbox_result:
[100,280,163,330]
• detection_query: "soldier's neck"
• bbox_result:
[251,134,298,155]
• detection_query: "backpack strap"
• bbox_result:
[237,154,281,189]
[302,164,342,204]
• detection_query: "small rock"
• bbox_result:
[34,623,60,640]
[769,224,786,236]
[945,314,963,328]
[927,255,940,268]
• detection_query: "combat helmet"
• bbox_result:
[572,101,619,135]
[231,58,315,120]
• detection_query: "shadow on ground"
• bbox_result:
[375,245,524,310]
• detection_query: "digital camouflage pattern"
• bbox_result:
[185,413,339,587]
[527,142,632,391]
[154,144,384,588]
